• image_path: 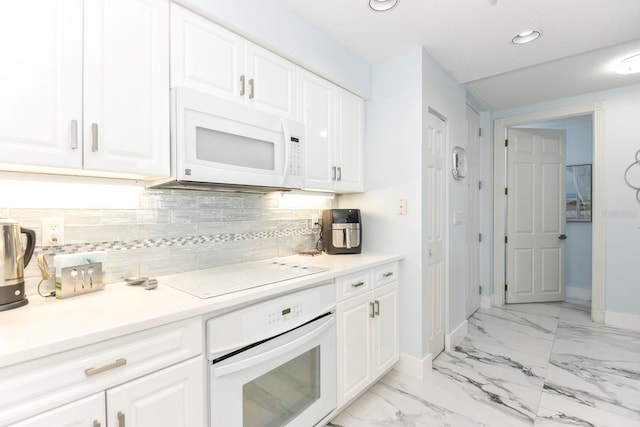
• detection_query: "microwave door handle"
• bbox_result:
[279,119,291,186]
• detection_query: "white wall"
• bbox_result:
[493,84,640,318]
[341,47,469,362]
[175,0,371,98]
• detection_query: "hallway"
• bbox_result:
[329,301,640,426]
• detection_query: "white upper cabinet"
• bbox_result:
[0,0,170,178]
[298,70,335,190]
[0,0,83,169]
[83,0,170,177]
[299,70,364,193]
[335,87,364,192]
[170,3,297,120]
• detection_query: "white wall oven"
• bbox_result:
[149,87,305,191]
[207,282,336,426]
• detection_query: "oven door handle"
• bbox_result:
[213,315,334,377]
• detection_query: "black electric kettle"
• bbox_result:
[1,219,36,311]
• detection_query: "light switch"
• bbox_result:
[453,211,464,225]
[397,199,407,215]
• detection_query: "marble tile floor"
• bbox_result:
[328,300,640,427]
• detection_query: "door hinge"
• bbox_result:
[504,187,508,195]
[505,139,509,147]
[479,233,482,242]
[478,180,482,190]
[479,285,482,295]
[478,128,482,137]
[504,236,508,244]
[505,284,508,291]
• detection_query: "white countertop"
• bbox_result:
[0,252,402,368]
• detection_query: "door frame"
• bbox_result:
[492,102,605,323]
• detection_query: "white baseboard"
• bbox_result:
[445,320,468,352]
[565,286,592,302]
[480,295,491,309]
[605,310,640,332]
[394,352,432,380]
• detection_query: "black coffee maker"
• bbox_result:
[322,209,361,254]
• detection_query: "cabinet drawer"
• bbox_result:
[336,270,371,301]
[0,317,202,426]
[372,262,399,287]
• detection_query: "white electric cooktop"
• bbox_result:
[160,258,328,298]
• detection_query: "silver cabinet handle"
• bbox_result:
[337,166,342,181]
[91,123,99,152]
[84,358,127,377]
[70,119,78,149]
[93,421,101,427]
[240,75,245,96]
[332,166,337,181]
[369,301,375,318]
[374,300,380,316]
[248,78,254,99]
[118,411,125,427]
[351,281,365,288]
[383,272,394,278]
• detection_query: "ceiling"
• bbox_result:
[278,0,640,110]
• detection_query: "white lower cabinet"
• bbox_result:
[11,393,105,427]
[106,357,204,427]
[336,264,399,408]
[13,357,203,427]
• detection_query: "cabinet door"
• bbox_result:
[170,3,244,101]
[298,70,335,191]
[335,88,364,192]
[245,42,297,119]
[12,393,105,427]
[84,0,170,177]
[0,0,83,169]
[336,292,374,407]
[106,357,204,427]
[373,282,399,377]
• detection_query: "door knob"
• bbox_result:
[558,234,567,240]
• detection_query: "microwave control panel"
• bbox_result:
[289,137,302,176]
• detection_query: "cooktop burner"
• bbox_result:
[160,258,328,298]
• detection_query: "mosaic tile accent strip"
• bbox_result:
[36,228,317,256]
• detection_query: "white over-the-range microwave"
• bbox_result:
[148,87,305,192]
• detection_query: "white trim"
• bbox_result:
[605,311,640,332]
[565,286,592,302]
[480,295,491,309]
[445,320,468,351]
[493,103,605,324]
[394,352,432,380]
[492,291,505,307]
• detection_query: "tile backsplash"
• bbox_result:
[2,188,330,297]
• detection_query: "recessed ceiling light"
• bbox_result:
[512,30,541,45]
[616,54,640,74]
[369,0,398,12]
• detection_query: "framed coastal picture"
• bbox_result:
[566,164,592,222]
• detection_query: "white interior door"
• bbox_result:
[465,106,481,317]
[426,112,446,358]
[506,128,566,303]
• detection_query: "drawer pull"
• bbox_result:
[118,411,126,427]
[351,281,365,288]
[382,272,394,278]
[369,301,375,318]
[84,358,127,377]
[374,300,380,316]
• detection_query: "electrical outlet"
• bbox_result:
[42,217,65,246]
[311,214,319,230]
[397,199,407,215]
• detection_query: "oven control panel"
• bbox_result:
[206,281,335,361]
[268,302,303,325]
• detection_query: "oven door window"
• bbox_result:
[243,346,320,427]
